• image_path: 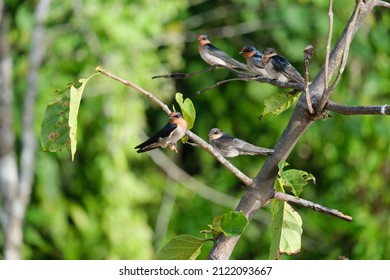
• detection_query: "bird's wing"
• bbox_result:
[271,56,304,84]
[135,122,177,150]
[232,138,274,156]
[211,134,236,149]
[206,44,249,70]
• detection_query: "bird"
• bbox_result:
[197,34,249,71]
[261,47,305,85]
[239,45,268,77]
[208,128,274,158]
[135,112,188,153]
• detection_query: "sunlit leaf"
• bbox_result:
[261,92,300,117]
[269,201,302,259]
[157,235,210,260]
[69,73,100,161]
[175,92,196,130]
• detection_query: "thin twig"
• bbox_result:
[152,64,250,80]
[97,66,171,114]
[152,65,217,79]
[273,192,352,222]
[316,0,363,115]
[325,100,390,115]
[340,0,362,73]
[324,0,333,93]
[195,76,259,95]
[196,75,305,95]
[317,0,333,116]
[304,45,314,114]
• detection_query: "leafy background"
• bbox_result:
[2,0,389,259]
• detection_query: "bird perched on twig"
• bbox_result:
[208,128,274,158]
[135,112,188,153]
[197,34,249,71]
[239,45,268,77]
[261,47,305,85]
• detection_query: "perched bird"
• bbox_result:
[239,45,268,77]
[208,128,274,158]
[197,34,249,71]
[261,48,304,85]
[135,112,188,153]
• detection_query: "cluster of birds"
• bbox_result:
[135,34,305,157]
[198,34,305,85]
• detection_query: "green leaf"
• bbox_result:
[207,211,248,238]
[40,86,71,152]
[277,161,315,197]
[220,211,248,237]
[261,92,300,117]
[157,235,211,260]
[175,92,196,130]
[68,73,100,161]
[269,201,303,259]
[283,169,316,197]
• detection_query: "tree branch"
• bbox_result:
[273,192,352,222]
[325,100,390,115]
[304,45,314,114]
[317,0,362,115]
[196,76,304,95]
[97,66,171,114]
[375,0,390,8]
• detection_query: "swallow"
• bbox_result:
[135,112,188,153]
[239,45,268,77]
[208,128,274,158]
[197,34,249,71]
[261,48,304,85]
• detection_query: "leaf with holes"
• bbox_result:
[41,86,71,152]
[277,161,315,197]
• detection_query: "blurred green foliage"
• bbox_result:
[1,0,389,260]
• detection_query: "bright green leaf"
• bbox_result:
[40,86,71,152]
[68,73,100,161]
[261,92,300,117]
[269,201,302,259]
[175,92,196,130]
[157,235,211,260]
